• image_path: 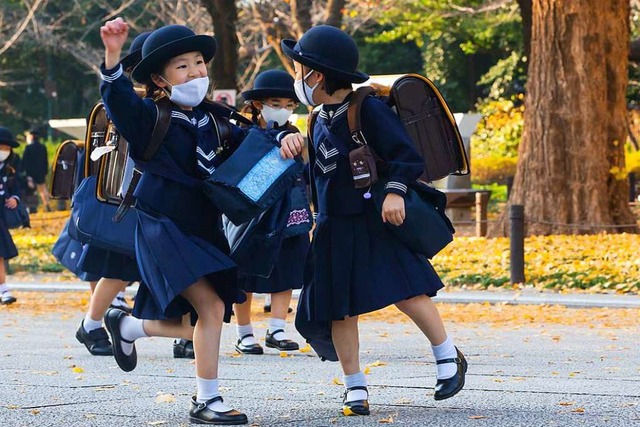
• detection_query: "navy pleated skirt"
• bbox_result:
[238,234,309,294]
[79,245,141,282]
[298,204,444,323]
[132,209,244,323]
[0,218,17,259]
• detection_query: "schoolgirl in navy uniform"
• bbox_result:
[99,18,304,425]
[231,70,310,355]
[280,26,467,416]
[74,31,150,358]
[0,127,21,305]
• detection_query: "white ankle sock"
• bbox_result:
[268,318,288,341]
[111,291,127,308]
[431,336,458,380]
[196,377,232,412]
[119,316,147,355]
[0,284,9,294]
[344,371,368,401]
[83,315,102,333]
[236,324,257,345]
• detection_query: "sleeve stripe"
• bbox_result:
[385,181,408,193]
[100,64,124,82]
[276,131,289,142]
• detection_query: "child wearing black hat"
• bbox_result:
[99,18,304,425]
[280,25,467,416]
[230,70,310,355]
[0,127,22,305]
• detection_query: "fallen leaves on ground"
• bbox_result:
[3,292,639,330]
[155,393,176,404]
[378,414,395,423]
[9,213,640,294]
[433,234,640,293]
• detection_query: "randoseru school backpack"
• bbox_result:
[307,73,462,259]
[347,74,469,183]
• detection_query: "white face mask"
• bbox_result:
[163,76,210,107]
[0,151,10,162]
[294,70,319,107]
[261,104,293,127]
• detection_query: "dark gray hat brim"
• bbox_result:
[132,35,216,83]
[241,88,298,102]
[281,39,369,83]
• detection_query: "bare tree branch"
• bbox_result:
[0,0,47,57]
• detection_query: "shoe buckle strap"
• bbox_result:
[196,396,223,413]
[436,357,461,365]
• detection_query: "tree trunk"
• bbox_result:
[494,0,637,236]
[516,0,532,71]
[291,0,312,39]
[324,0,346,28]
[201,0,238,89]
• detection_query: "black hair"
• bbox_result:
[322,76,352,96]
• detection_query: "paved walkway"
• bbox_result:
[1,282,639,426]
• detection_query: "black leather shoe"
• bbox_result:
[76,322,113,356]
[104,308,137,372]
[265,329,299,351]
[234,334,263,355]
[434,347,467,400]
[174,339,195,359]
[189,396,248,425]
[0,291,17,305]
[263,305,293,314]
[342,386,370,416]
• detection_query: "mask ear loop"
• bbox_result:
[157,75,172,98]
[302,69,317,106]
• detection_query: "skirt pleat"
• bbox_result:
[238,234,309,294]
[299,204,444,323]
[0,220,17,259]
[79,245,141,282]
[132,210,244,323]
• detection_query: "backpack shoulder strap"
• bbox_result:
[209,112,233,152]
[347,86,376,146]
[306,109,320,143]
[142,96,172,161]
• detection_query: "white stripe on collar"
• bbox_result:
[319,102,349,120]
[171,110,210,128]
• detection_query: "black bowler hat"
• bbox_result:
[0,127,19,148]
[241,70,299,102]
[281,25,369,83]
[120,31,152,70]
[132,25,217,83]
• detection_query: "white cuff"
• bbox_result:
[101,64,124,82]
[385,181,408,194]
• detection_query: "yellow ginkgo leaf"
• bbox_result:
[332,377,343,385]
[363,367,371,375]
[71,366,84,373]
[155,393,176,404]
[299,344,311,353]
[378,415,394,423]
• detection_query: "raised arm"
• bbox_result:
[99,18,156,159]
